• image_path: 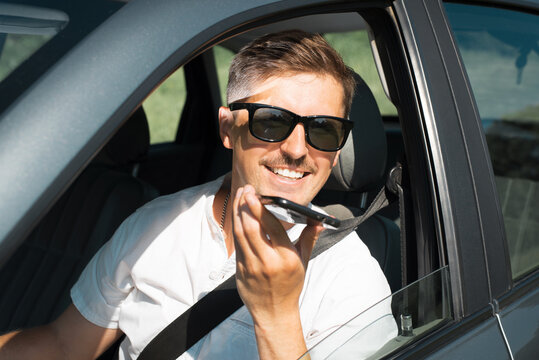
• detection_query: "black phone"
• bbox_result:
[260,195,341,229]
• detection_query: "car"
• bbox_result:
[0,0,537,358]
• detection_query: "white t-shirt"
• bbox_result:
[71,176,396,359]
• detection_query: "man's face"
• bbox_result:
[219,73,345,206]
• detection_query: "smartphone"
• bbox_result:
[260,195,341,229]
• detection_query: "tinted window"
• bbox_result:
[445,3,539,279]
[0,4,67,83]
[0,1,125,116]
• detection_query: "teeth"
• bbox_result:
[272,167,304,179]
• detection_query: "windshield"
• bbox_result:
[0,3,68,83]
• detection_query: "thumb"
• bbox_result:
[296,224,324,267]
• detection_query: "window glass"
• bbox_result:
[143,68,186,144]
[143,45,234,144]
[215,45,235,105]
[0,4,67,83]
[300,267,452,359]
[445,3,539,279]
[324,31,398,116]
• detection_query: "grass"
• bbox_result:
[142,69,186,143]
[0,34,52,81]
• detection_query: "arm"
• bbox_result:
[232,185,323,360]
[0,304,123,360]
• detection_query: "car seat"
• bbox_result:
[0,107,159,331]
[316,73,401,293]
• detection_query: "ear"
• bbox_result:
[219,106,235,149]
[332,150,341,168]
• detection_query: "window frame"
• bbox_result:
[392,0,516,319]
[1,0,528,357]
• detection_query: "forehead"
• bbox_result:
[245,73,345,117]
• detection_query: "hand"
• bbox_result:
[232,185,323,359]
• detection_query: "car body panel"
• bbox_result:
[499,276,539,358]
[423,315,510,359]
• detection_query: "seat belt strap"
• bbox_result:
[138,275,242,360]
[138,167,402,360]
[312,183,396,259]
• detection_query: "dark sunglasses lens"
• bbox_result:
[308,118,345,150]
[251,108,293,141]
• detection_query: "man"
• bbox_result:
[0,30,395,359]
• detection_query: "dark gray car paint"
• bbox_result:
[498,277,539,358]
[424,315,510,359]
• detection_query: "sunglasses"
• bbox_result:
[229,103,353,152]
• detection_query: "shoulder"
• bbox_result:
[307,229,390,297]
[141,177,222,215]
[129,176,223,227]
[313,230,376,270]
[104,177,224,259]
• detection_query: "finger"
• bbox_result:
[234,185,274,259]
[242,186,291,249]
[232,186,256,260]
[296,224,324,267]
[237,186,283,257]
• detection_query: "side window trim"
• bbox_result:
[391,0,513,316]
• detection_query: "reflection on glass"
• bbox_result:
[0,33,53,81]
[445,3,539,279]
[0,4,68,83]
[299,266,452,359]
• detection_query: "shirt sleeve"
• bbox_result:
[70,213,137,329]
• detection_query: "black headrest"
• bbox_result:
[324,73,387,192]
[95,107,150,166]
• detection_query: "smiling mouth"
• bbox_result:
[267,166,307,180]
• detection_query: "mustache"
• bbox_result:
[260,154,317,173]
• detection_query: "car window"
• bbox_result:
[324,30,397,116]
[215,45,235,105]
[143,45,234,144]
[142,68,186,144]
[0,4,68,83]
[445,3,539,280]
[300,266,452,359]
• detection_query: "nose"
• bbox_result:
[279,124,308,159]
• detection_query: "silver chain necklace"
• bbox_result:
[220,190,230,231]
